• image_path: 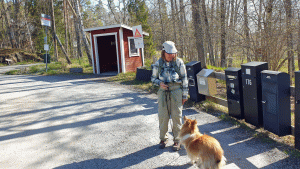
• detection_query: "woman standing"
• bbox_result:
[151,41,188,151]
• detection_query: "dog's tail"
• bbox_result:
[216,155,226,169]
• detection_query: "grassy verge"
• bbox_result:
[4,57,93,75]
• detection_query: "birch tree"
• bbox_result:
[200,0,215,66]
[74,0,93,65]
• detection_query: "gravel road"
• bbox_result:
[0,74,299,169]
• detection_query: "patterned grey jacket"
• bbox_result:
[151,58,188,100]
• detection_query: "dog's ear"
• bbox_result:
[191,119,197,126]
[183,116,187,121]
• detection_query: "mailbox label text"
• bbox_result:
[199,78,206,85]
[245,79,252,85]
[246,68,251,75]
[230,83,234,88]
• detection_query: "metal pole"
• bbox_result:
[45,26,48,72]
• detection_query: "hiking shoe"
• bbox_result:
[172,142,180,151]
[159,140,166,149]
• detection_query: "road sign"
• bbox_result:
[132,25,143,38]
[133,37,144,49]
[44,44,49,51]
[132,25,144,48]
[41,14,51,27]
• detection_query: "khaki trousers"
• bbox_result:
[158,83,183,143]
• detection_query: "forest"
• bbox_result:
[0,0,299,78]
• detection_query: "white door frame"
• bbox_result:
[93,32,120,74]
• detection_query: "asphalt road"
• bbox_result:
[0,74,299,169]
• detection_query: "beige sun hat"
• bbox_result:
[162,41,178,54]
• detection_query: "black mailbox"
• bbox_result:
[295,71,300,150]
[43,54,51,63]
[186,61,205,102]
[261,70,291,136]
[241,61,268,127]
[225,67,244,119]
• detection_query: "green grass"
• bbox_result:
[108,72,159,93]
[207,65,227,72]
[0,63,7,67]
[4,57,93,75]
[5,70,19,75]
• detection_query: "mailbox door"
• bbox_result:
[242,74,262,126]
[262,81,279,134]
[186,61,204,102]
[197,76,209,95]
[295,71,300,150]
[228,99,243,119]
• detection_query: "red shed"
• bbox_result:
[84,24,149,74]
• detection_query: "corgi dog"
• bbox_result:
[179,116,226,169]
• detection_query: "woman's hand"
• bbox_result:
[160,82,169,90]
[182,99,188,105]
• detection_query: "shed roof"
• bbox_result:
[84,24,149,36]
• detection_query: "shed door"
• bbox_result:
[97,35,118,73]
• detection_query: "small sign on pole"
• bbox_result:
[44,44,49,51]
[132,25,144,49]
[41,14,51,27]
[41,14,51,72]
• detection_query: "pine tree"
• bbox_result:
[128,0,155,59]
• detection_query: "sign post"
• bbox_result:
[132,25,144,49]
[41,14,51,72]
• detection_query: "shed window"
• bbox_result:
[128,37,140,57]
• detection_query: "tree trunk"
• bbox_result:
[1,0,15,48]
[170,0,177,44]
[244,0,250,62]
[158,0,166,43]
[298,13,300,70]
[24,8,34,52]
[64,0,69,56]
[257,0,262,61]
[55,33,72,64]
[264,0,274,63]
[179,0,185,57]
[191,0,205,68]
[285,0,294,80]
[122,0,126,24]
[13,0,20,48]
[72,0,82,58]
[220,0,226,67]
[200,0,215,66]
[74,0,93,65]
[51,0,58,61]
[229,0,234,28]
